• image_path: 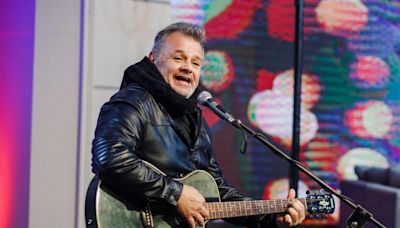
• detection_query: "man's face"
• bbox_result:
[149,32,204,98]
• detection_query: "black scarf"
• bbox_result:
[120,57,200,117]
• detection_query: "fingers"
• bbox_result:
[287,188,305,221]
[189,203,208,226]
[184,205,208,227]
[276,208,301,228]
[283,200,305,226]
[187,217,196,228]
[287,207,297,224]
[290,199,305,223]
[276,189,306,227]
[199,204,210,218]
[177,185,209,227]
[284,213,293,224]
[193,211,205,226]
[276,214,290,228]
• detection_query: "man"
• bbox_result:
[91,22,305,227]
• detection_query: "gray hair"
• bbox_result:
[151,22,205,56]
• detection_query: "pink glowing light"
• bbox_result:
[316,0,368,38]
[350,56,390,88]
[0,129,14,228]
[170,1,204,25]
[255,94,318,147]
[247,69,321,147]
[345,101,393,139]
[273,69,322,109]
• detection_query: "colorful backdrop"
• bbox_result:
[1,0,400,227]
[0,0,35,227]
[171,0,400,223]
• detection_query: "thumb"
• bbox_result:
[287,188,296,199]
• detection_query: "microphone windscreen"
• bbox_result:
[197,91,212,105]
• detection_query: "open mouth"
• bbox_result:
[174,75,192,84]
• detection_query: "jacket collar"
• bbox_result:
[120,57,199,117]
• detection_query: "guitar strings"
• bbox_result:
[149,198,330,211]
[147,198,333,219]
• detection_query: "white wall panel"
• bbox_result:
[30,0,81,228]
[91,0,172,88]
[77,1,172,227]
[30,0,173,227]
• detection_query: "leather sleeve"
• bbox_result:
[91,99,183,206]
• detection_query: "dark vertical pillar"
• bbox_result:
[289,0,304,194]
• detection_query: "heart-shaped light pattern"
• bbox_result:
[248,69,321,147]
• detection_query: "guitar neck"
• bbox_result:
[205,198,307,219]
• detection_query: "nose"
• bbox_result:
[180,61,193,73]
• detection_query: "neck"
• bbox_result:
[205,198,307,219]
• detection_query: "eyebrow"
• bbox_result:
[173,50,203,61]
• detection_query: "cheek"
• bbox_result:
[193,77,200,87]
[161,63,176,79]
[156,64,171,82]
[193,71,201,85]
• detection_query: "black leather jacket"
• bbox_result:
[91,58,275,227]
[91,84,247,206]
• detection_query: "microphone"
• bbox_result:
[197,91,236,123]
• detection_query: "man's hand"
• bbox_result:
[276,188,306,227]
[176,185,209,228]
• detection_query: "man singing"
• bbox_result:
[91,22,305,227]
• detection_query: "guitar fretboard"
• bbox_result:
[205,199,307,219]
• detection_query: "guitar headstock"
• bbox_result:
[306,189,335,218]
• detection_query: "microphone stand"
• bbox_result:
[226,119,386,228]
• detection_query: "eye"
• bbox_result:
[192,61,201,67]
[173,56,183,61]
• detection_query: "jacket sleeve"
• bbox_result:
[203,121,277,227]
[91,100,183,206]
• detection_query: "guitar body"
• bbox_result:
[85,170,221,228]
[85,162,335,228]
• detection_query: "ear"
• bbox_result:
[148,52,155,62]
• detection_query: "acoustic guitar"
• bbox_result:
[85,162,335,228]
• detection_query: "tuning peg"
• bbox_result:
[309,206,317,213]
